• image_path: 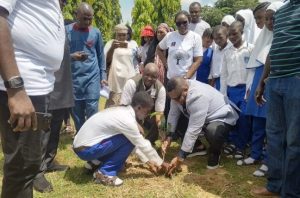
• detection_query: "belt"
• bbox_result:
[73,146,90,152]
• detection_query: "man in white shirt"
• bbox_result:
[162,77,238,175]
[220,21,253,159]
[73,91,169,186]
[120,63,166,144]
[0,0,65,197]
[188,2,211,37]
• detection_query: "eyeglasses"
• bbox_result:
[176,21,188,27]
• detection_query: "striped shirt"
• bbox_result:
[269,1,300,78]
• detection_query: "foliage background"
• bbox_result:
[62,0,259,41]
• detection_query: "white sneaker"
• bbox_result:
[207,164,219,170]
[253,164,268,177]
[93,171,123,186]
[85,160,101,171]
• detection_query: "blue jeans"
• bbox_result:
[75,134,134,176]
[266,75,300,197]
[227,85,251,151]
[72,99,99,132]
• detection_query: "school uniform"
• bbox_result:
[221,41,254,151]
[196,47,213,84]
[210,43,231,90]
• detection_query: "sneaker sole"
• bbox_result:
[186,151,207,158]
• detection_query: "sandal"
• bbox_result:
[237,157,259,166]
[234,150,244,159]
[223,144,236,155]
[253,165,268,177]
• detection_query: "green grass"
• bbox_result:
[0,135,266,198]
[0,98,267,197]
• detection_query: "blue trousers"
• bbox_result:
[75,134,134,176]
[72,99,99,132]
[265,75,300,197]
[250,116,266,160]
[215,77,220,91]
[227,85,251,151]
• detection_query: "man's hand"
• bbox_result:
[146,161,159,175]
[166,156,183,177]
[7,88,37,132]
[100,80,108,87]
[255,82,266,106]
[161,136,171,157]
[158,162,170,175]
[71,51,88,61]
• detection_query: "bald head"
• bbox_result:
[230,21,243,33]
[76,3,93,28]
[77,2,94,15]
[142,63,159,88]
[144,63,159,75]
[166,77,187,93]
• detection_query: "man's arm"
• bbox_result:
[96,30,107,84]
[255,55,270,106]
[0,7,37,132]
[185,56,202,79]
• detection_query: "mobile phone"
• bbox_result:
[119,42,128,48]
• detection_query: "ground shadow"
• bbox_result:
[63,166,93,184]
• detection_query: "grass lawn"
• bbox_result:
[0,98,267,197]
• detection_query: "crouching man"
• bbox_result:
[162,77,238,175]
[73,91,168,186]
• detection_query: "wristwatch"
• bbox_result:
[4,76,24,89]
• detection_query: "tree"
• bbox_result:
[215,0,259,16]
[131,0,155,42]
[201,6,224,27]
[62,0,122,42]
[151,0,181,28]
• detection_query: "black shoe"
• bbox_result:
[207,153,220,170]
[33,175,53,193]
[84,160,101,173]
[47,163,69,172]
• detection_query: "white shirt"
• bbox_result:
[0,0,65,95]
[167,80,238,153]
[220,41,254,95]
[120,79,166,112]
[209,42,232,79]
[73,106,163,166]
[188,20,211,36]
[159,31,203,80]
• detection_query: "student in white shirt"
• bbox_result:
[73,92,169,186]
[221,21,254,159]
[161,77,238,174]
[188,2,211,37]
[210,25,231,90]
[120,63,166,144]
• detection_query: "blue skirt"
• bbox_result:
[245,65,266,118]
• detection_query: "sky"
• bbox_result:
[120,0,281,24]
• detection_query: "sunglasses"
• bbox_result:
[176,21,188,27]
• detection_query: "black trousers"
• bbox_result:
[175,114,232,157]
[0,91,50,198]
[36,108,70,177]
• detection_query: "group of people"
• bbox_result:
[0,0,299,198]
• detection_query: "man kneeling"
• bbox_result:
[162,77,238,175]
[73,92,168,186]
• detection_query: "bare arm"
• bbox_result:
[255,55,270,106]
[156,45,167,68]
[185,56,202,79]
[0,7,37,132]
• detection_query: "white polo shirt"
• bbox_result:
[0,0,65,95]
[159,31,203,80]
